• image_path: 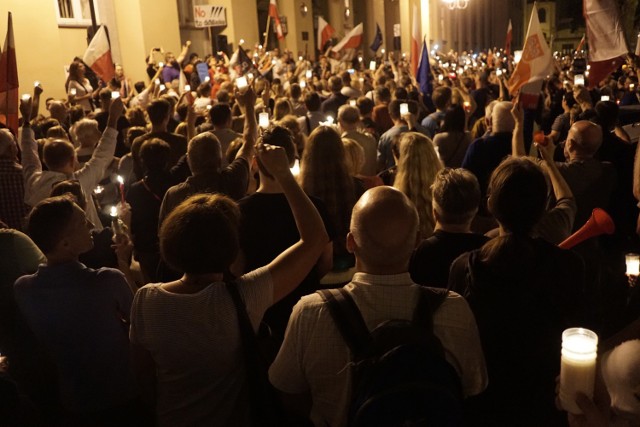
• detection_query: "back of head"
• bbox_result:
[350,186,419,270]
[304,92,321,112]
[432,86,452,111]
[71,118,99,146]
[209,103,232,127]
[568,120,603,158]
[491,101,515,133]
[126,106,147,127]
[43,139,75,171]
[394,87,408,101]
[432,168,480,225]
[602,339,640,417]
[261,125,296,168]
[160,193,240,274]
[338,105,360,126]
[126,126,146,148]
[50,180,86,210]
[216,89,230,104]
[146,99,171,126]
[274,98,293,121]
[357,96,374,115]
[99,88,111,105]
[187,132,222,174]
[594,100,619,131]
[290,83,302,99]
[441,105,466,133]
[342,137,365,176]
[375,86,391,104]
[329,76,343,93]
[140,138,171,173]
[0,129,16,159]
[27,196,76,255]
[487,157,547,235]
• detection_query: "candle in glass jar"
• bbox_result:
[399,103,409,116]
[259,112,270,129]
[559,328,598,414]
[626,253,640,276]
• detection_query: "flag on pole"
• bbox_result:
[0,12,18,135]
[370,23,383,52]
[507,2,553,94]
[635,33,640,57]
[318,17,335,51]
[576,34,586,52]
[416,38,432,97]
[230,47,255,74]
[82,25,115,83]
[584,0,628,89]
[269,0,285,41]
[410,4,421,77]
[505,19,513,57]
[331,23,364,52]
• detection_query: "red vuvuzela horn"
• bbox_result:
[558,208,615,249]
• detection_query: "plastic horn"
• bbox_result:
[558,208,615,249]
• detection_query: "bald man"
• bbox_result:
[0,129,29,230]
[269,186,487,426]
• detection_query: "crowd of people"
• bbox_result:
[1,38,640,426]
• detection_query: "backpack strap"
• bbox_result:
[317,289,371,356]
[412,287,449,331]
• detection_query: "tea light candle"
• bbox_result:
[399,103,409,115]
[463,101,471,112]
[534,130,547,146]
[626,253,640,276]
[259,112,270,129]
[559,328,598,414]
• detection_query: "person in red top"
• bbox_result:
[371,86,393,135]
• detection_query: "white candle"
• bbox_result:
[259,112,270,129]
[290,159,300,177]
[70,88,77,96]
[154,78,161,85]
[111,91,120,99]
[559,328,598,414]
[109,206,118,218]
[159,84,166,91]
[400,103,409,115]
[626,253,640,276]
[236,76,248,89]
[305,70,312,79]
[600,95,610,101]
[158,61,164,68]
[325,116,334,125]
[184,84,191,92]
[34,81,40,87]
[299,80,306,89]
[247,73,254,80]
[349,99,357,107]
[21,94,31,101]
[369,61,376,71]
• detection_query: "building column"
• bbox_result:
[281,0,314,57]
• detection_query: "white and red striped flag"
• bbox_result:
[410,4,420,77]
[269,0,285,41]
[635,33,640,57]
[0,12,18,135]
[317,17,335,51]
[331,23,363,52]
[576,34,586,52]
[507,2,553,94]
[82,25,115,83]
[505,19,513,57]
[584,0,628,88]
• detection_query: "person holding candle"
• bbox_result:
[448,156,586,426]
[65,60,98,113]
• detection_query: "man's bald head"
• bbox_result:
[349,186,419,272]
[565,120,602,160]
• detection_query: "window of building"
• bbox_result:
[54,0,100,27]
[538,8,547,23]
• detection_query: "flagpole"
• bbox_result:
[264,16,272,50]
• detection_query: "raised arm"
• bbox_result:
[18,97,42,189]
[259,144,329,302]
[538,137,573,202]
[176,40,191,65]
[511,97,526,157]
[235,86,258,162]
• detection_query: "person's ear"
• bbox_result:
[346,231,356,254]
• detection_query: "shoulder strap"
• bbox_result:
[412,287,449,331]
[317,289,371,356]
[226,281,258,352]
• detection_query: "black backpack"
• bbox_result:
[317,287,464,427]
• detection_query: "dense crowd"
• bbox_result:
[1,40,640,426]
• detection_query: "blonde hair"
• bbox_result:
[342,138,364,176]
[393,132,443,238]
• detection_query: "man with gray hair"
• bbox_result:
[462,101,515,199]
[410,168,489,288]
[338,105,377,176]
[269,186,487,426]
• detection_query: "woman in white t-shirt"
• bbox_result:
[66,60,96,113]
[129,142,328,426]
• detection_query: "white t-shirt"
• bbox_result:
[130,267,273,427]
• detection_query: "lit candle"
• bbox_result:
[158,61,164,68]
[290,159,300,177]
[155,78,161,85]
[463,101,471,112]
[325,116,334,125]
[349,99,357,107]
[109,205,118,218]
[70,88,77,96]
[259,112,270,129]
[399,103,409,116]
[559,328,598,414]
[247,73,254,80]
[159,84,166,91]
[34,80,40,87]
[305,70,312,79]
[93,185,104,195]
[111,91,120,99]
[184,84,191,92]
[300,80,306,89]
[21,94,31,101]
[236,76,248,89]
[369,61,376,71]
[239,38,245,45]
[533,130,547,146]
[117,175,125,205]
[204,76,211,82]
[381,48,385,54]
[626,253,640,276]
[299,56,303,61]
[600,95,610,102]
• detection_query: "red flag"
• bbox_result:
[0,12,18,135]
[584,0,628,89]
[505,20,513,57]
[576,34,586,52]
[269,0,285,41]
[317,17,335,51]
[410,4,420,76]
[331,23,363,52]
[82,26,115,83]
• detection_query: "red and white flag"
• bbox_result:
[331,23,363,52]
[0,12,18,135]
[505,19,513,57]
[635,33,640,57]
[410,4,420,77]
[584,0,628,88]
[507,2,553,94]
[317,17,335,51]
[576,34,586,52]
[269,0,285,41]
[82,25,115,83]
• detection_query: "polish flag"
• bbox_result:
[82,26,115,83]
[317,17,335,51]
[505,19,513,57]
[635,33,640,57]
[0,12,19,135]
[576,34,586,52]
[584,0,628,89]
[269,0,285,40]
[410,4,420,77]
[331,23,363,52]
[507,2,552,94]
